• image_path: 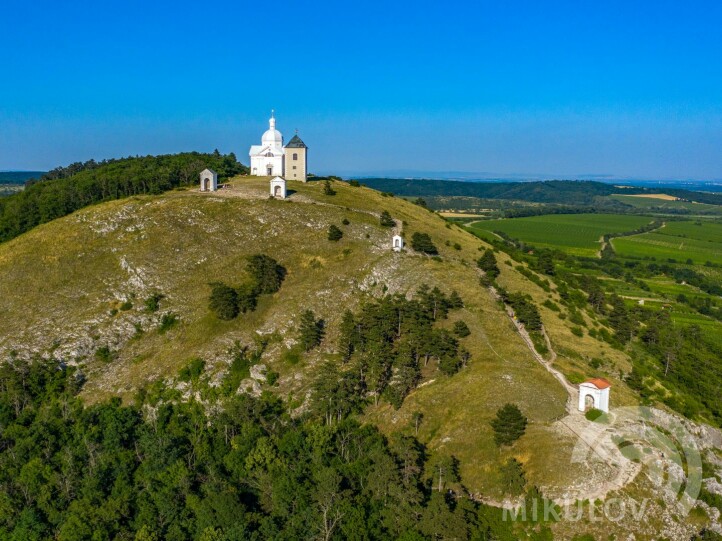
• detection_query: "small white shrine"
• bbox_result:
[199,168,217,192]
[578,378,611,413]
[392,234,404,252]
[270,176,286,199]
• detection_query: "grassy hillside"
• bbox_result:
[0,176,719,538]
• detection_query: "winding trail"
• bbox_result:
[478,281,643,508]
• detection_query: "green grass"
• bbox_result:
[611,194,722,214]
[468,214,654,256]
[613,220,722,265]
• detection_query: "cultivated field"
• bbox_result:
[613,220,722,265]
[468,214,653,256]
[611,194,722,214]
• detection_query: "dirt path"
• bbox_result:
[483,283,643,507]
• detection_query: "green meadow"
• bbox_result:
[467,213,653,256]
[613,220,722,265]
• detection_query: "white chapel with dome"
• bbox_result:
[248,112,308,182]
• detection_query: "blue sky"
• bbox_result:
[1,0,721,179]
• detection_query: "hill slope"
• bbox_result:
[0,177,719,538]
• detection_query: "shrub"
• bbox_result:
[323,180,336,195]
[328,225,343,241]
[490,404,527,446]
[120,301,133,311]
[208,282,240,320]
[144,293,165,313]
[411,232,438,254]
[349,180,360,187]
[585,408,604,422]
[179,358,205,382]
[158,312,179,334]
[342,218,350,225]
[571,326,584,337]
[380,210,395,227]
[95,346,116,363]
[281,345,303,365]
[453,320,471,337]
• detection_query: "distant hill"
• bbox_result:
[358,177,722,205]
[0,171,45,184]
[0,152,247,243]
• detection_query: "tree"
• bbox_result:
[537,251,555,275]
[476,249,500,279]
[247,254,286,294]
[298,310,324,351]
[411,232,438,255]
[500,458,526,495]
[208,282,239,320]
[448,290,464,309]
[490,404,527,446]
[337,310,357,361]
[411,411,423,436]
[452,320,470,338]
[323,180,336,195]
[380,211,395,227]
[328,225,343,241]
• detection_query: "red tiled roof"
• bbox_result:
[582,377,611,390]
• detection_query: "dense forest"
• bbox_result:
[0,357,540,541]
[0,152,247,243]
[357,178,722,206]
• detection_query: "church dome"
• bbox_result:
[261,112,283,147]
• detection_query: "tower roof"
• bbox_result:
[285,134,307,148]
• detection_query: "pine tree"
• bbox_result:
[323,180,336,195]
[476,249,500,279]
[380,210,395,227]
[337,310,356,361]
[490,403,527,446]
[411,232,438,255]
[298,309,324,351]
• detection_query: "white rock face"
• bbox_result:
[250,363,267,382]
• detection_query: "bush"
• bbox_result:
[281,345,303,365]
[380,210,395,227]
[453,320,470,337]
[323,180,336,195]
[491,404,527,446]
[144,293,164,313]
[328,225,343,241]
[349,179,360,187]
[120,301,133,311]
[585,408,604,422]
[208,282,240,320]
[95,346,116,363]
[178,358,205,382]
[158,312,179,334]
[411,232,438,254]
[342,218,350,225]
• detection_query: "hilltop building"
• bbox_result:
[578,378,610,413]
[249,112,308,181]
[199,168,217,192]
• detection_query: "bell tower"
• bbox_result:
[284,130,308,182]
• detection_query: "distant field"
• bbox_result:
[611,194,722,213]
[467,214,653,256]
[612,220,722,265]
